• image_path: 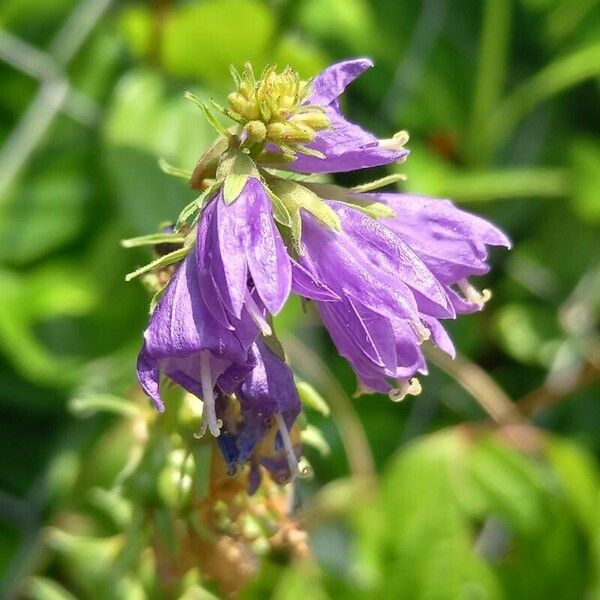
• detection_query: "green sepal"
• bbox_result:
[175,184,219,230]
[349,173,406,193]
[338,197,396,219]
[220,152,258,204]
[157,158,192,180]
[270,179,341,232]
[189,135,228,190]
[294,144,326,159]
[256,150,295,164]
[264,185,293,227]
[184,91,230,137]
[125,246,189,282]
[296,380,330,416]
[149,284,167,314]
[120,232,186,249]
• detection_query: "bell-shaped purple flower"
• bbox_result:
[294,196,508,395]
[136,249,258,436]
[286,59,408,173]
[197,177,292,332]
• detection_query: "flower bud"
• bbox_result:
[245,120,267,143]
[289,110,330,131]
[266,121,315,144]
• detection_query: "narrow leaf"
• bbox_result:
[158,158,192,180]
[125,247,189,282]
[350,173,406,193]
[121,232,186,248]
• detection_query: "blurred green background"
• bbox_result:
[1,0,599,598]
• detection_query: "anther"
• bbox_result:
[388,377,422,402]
[410,320,431,344]
[458,279,491,309]
[379,130,409,151]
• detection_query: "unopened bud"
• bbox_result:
[227,92,259,120]
[245,120,267,143]
[290,110,330,131]
[266,121,315,144]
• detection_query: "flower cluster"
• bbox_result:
[128,59,510,489]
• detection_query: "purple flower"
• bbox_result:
[216,339,302,488]
[285,59,408,174]
[196,177,292,332]
[294,196,509,394]
[136,249,258,436]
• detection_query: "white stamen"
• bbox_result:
[274,413,299,481]
[458,279,492,308]
[194,350,221,438]
[245,292,272,336]
[410,320,431,344]
[379,129,409,151]
[388,377,422,403]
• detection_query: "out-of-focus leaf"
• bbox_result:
[571,138,600,224]
[25,576,78,600]
[0,263,96,385]
[161,0,274,88]
[354,428,597,599]
[494,303,562,366]
[104,70,213,233]
[298,0,378,54]
[0,169,90,265]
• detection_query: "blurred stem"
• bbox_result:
[517,359,600,417]
[425,345,523,425]
[284,334,376,481]
[438,167,569,201]
[485,42,600,157]
[467,0,511,166]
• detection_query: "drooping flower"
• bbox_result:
[136,249,258,437]
[129,56,511,475]
[288,192,509,395]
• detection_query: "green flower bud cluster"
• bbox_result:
[227,64,330,153]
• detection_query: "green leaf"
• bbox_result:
[125,246,189,281]
[120,232,186,248]
[265,186,293,227]
[158,158,192,180]
[221,152,257,204]
[26,577,78,600]
[301,424,331,457]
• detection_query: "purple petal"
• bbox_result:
[136,345,164,412]
[300,213,420,321]
[291,259,340,301]
[331,201,454,317]
[288,108,406,174]
[308,58,373,106]
[143,251,247,363]
[215,190,249,318]
[239,178,292,314]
